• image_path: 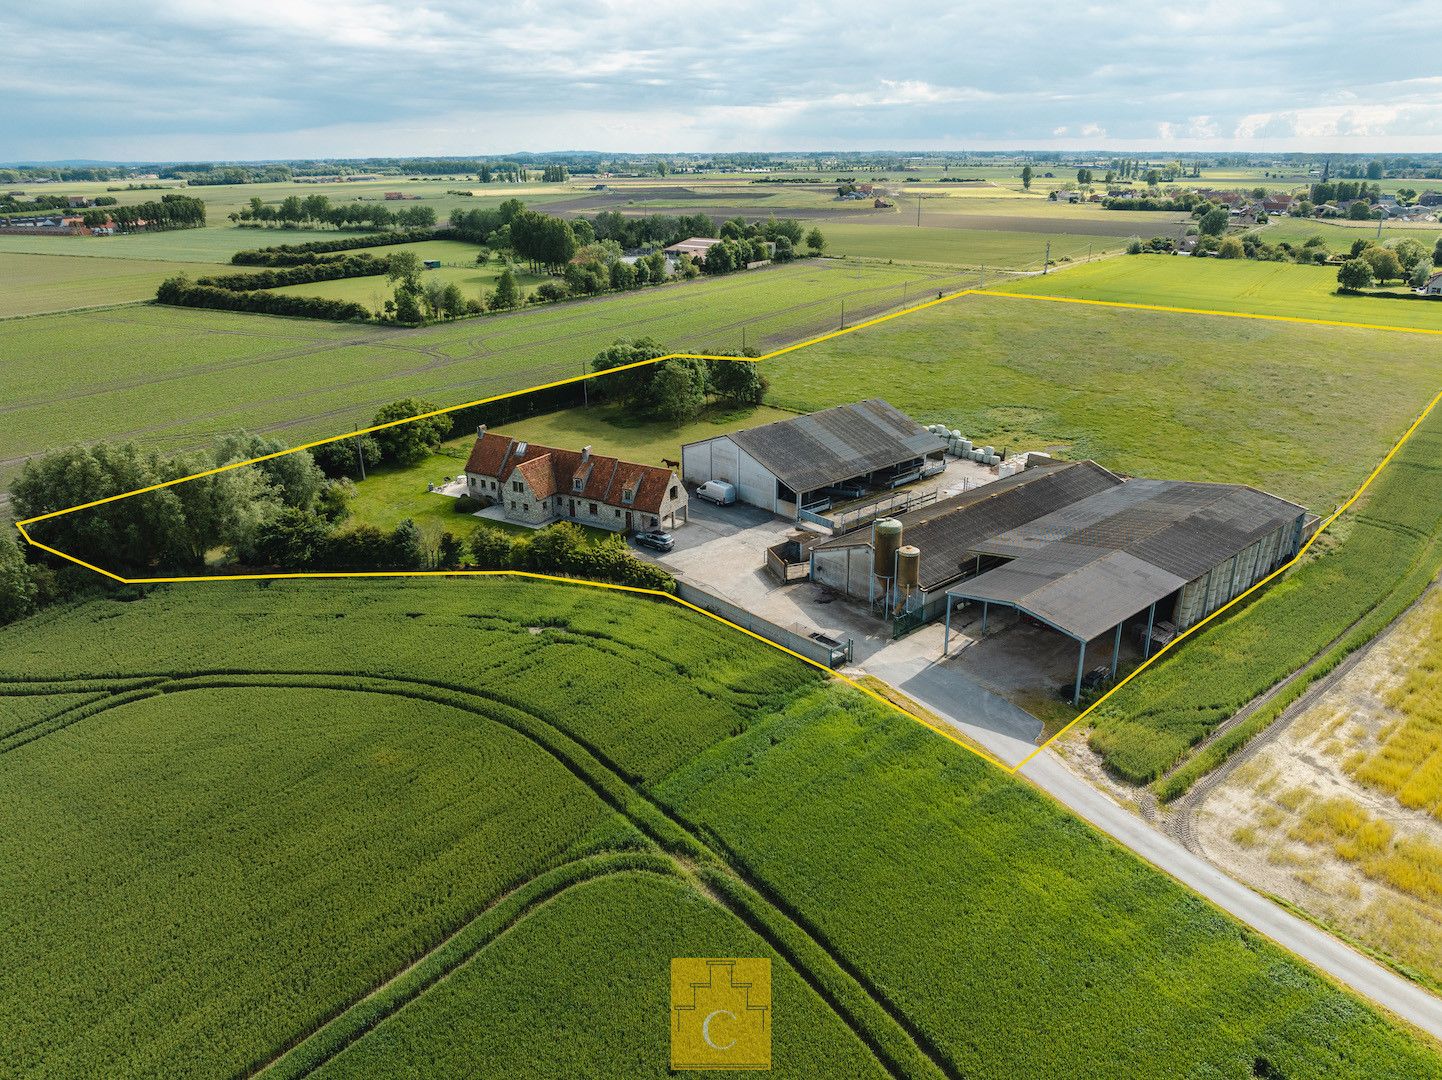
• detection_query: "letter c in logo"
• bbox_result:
[702,1009,737,1050]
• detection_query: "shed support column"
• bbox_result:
[944,595,953,655]
[1144,601,1156,659]
[982,601,988,634]
[1110,622,1122,680]
[1074,639,1086,706]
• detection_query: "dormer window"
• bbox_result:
[573,477,584,492]
[621,481,638,505]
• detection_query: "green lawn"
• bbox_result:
[1004,254,1442,330]
[0,580,1437,1077]
[761,290,1442,511]
[0,260,967,490]
[0,252,247,317]
[820,222,1115,269]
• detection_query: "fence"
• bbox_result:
[826,488,940,537]
[674,579,852,668]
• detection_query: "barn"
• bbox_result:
[811,459,1310,702]
[681,399,946,519]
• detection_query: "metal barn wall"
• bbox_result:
[812,545,872,598]
[681,437,777,514]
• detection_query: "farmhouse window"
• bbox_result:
[670,485,678,499]
[588,502,597,514]
[512,480,523,493]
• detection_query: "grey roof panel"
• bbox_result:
[727,399,945,493]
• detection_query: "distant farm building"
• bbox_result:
[384,191,405,200]
[811,460,1309,702]
[66,195,92,208]
[663,237,723,262]
[464,427,687,532]
[1420,272,1442,296]
[681,399,945,520]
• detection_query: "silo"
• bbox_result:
[896,546,921,589]
[872,518,904,578]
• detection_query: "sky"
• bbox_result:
[4,0,1442,161]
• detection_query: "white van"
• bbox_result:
[696,480,737,506]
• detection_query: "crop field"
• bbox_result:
[762,291,1442,512]
[1089,405,1442,792]
[0,252,248,317]
[1005,255,1442,330]
[1260,216,1442,251]
[1,579,1436,1078]
[820,223,1115,269]
[0,260,971,489]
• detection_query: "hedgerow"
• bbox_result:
[229,229,439,265]
[155,277,370,321]
[195,254,392,291]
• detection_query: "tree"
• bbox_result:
[652,359,708,424]
[393,289,423,324]
[0,537,37,626]
[1363,246,1403,284]
[590,337,669,409]
[1366,159,1384,181]
[246,507,331,568]
[772,235,795,262]
[708,358,768,406]
[1337,258,1374,292]
[1393,237,1427,272]
[475,247,492,266]
[1198,207,1230,237]
[805,227,825,254]
[1410,261,1432,289]
[1434,238,1442,267]
[1217,236,1244,259]
[470,527,514,568]
[1347,200,1374,221]
[440,282,466,319]
[370,398,450,465]
[1021,165,1033,190]
[213,433,325,510]
[490,268,519,309]
[609,260,638,290]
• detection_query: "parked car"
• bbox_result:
[695,480,737,506]
[633,530,674,553]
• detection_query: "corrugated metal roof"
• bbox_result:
[726,399,945,493]
[949,476,1306,641]
[817,460,1123,590]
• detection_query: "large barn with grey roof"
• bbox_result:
[680,399,946,518]
[811,459,1309,702]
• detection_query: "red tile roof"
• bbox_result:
[464,432,677,514]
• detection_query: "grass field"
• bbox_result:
[1,578,1437,1078]
[0,260,970,490]
[1004,254,1442,330]
[1260,216,1442,252]
[267,238,546,311]
[1088,405,1442,792]
[762,290,1442,511]
[820,222,1116,269]
[0,252,247,318]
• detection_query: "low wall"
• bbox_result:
[674,579,852,668]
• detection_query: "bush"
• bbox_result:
[467,524,673,591]
[454,495,483,513]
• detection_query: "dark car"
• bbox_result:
[633,530,675,553]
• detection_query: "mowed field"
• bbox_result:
[762,290,1442,511]
[0,252,246,318]
[0,260,971,490]
[1,579,1437,1078]
[1004,255,1442,330]
[820,222,1116,270]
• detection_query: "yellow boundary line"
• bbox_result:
[14,284,1442,776]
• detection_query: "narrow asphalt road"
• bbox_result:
[882,669,1442,1041]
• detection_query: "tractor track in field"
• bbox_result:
[3,668,957,1080]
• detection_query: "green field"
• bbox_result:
[1,579,1437,1077]
[820,222,1115,269]
[267,239,546,311]
[0,260,968,490]
[1005,254,1442,330]
[1260,216,1442,252]
[1091,406,1442,792]
[761,291,1442,511]
[0,252,247,318]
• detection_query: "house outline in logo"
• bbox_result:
[670,957,772,1071]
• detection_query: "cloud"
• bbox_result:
[1,0,1440,158]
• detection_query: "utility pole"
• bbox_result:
[355,440,366,480]
[840,301,846,329]
[980,264,986,288]
[582,359,589,406]
[742,324,747,352]
[1043,240,1051,275]
[916,194,921,227]
[1087,242,1093,263]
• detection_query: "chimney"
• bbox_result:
[476,424,487,438]
[581,444,592,462]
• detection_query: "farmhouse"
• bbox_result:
[810,459,1308,702]
[663,237,723,262]
[464,427,687,532]
[1419,271,1442,297]
[681,399,946,519]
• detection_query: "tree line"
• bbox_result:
[589,338,768,424]
[196,254,393,292]
[230,194,436,230]
[78,194,206,231]
[230,229,437,265]
[156,277,371,322]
